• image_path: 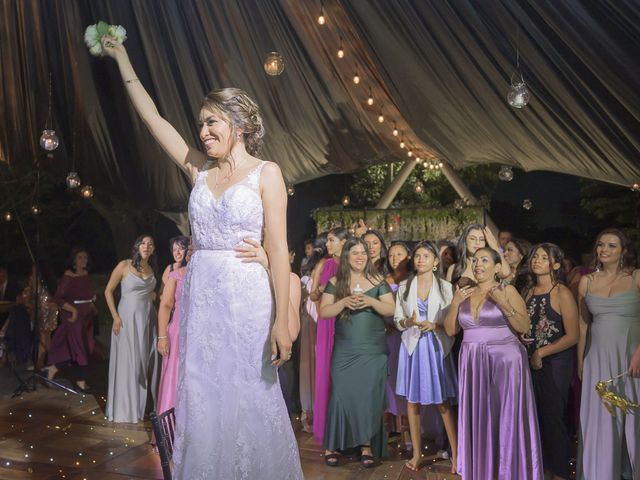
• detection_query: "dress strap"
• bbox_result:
[246,161,267,190]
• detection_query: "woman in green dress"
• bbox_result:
[319,237,396,468]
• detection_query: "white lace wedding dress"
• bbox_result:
[172,161,303,479]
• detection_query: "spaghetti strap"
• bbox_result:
[586,274,594,294]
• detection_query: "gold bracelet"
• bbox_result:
[125,77,139,84]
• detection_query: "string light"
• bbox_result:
[353,71,360,84]
[341,195,350,207]
[80,185,94,199]
[407,149,413,157]
[414,182,424,194]
[317,1,325,25]
[3,211,12,222]
[415,156,421,163]
[377,110,384,123]
[337,37,344,58]
[392,124,399,136]
[31,205,41,215]
[399,139,405,149]
[367,89,374,106]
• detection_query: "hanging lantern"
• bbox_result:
[80,185,94,199]
[264,52,285,76]
[66,171,81,189]
[39,130,59,151]
[30,205,41,216]
[286,184,295,196]
[414,182,424,194]
[3,211,12,222]
[522,198,533,210]
[341,195,350,207]
[498,165,514,181]
[454,199,464,210]
[507,73,530,108]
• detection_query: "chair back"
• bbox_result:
[150,408,176,480]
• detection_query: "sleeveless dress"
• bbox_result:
[106,272,157,423]
[155,269,185,414]
[172,161,302,480]
[526,289,574,479]
[457,298,543,480]
[313,257,339,443]
[323,281,391,459]
[299,275,316,432]
[578,273,640,480]
[396,298,457,405]
[385,282,408,418]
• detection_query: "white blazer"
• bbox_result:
[394,277,454,357]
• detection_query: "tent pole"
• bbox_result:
[375,160,417,209]
[440,163,498,232]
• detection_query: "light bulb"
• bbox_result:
[286,184,295,196]
[3,211,12,222]
[337,47,344,59]
[341,195,350,207]
[39,130,59,151]
[377,113,384,123]
[367,96,374,106]
[317,12,325,25]
[407,150,413,157]
[392,127,399,136]
[438,161,444,168]
[31,205,41,215]
[415,156,421,163]
[399,139,405,149]
[80,185,94,199]
[263,52,285,76]
[414,182,423,194]
[353,73,360,84]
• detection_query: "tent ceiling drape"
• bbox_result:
[0,0,638,215]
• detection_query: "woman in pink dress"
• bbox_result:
[311,226,349,443]
[156,236,189,414]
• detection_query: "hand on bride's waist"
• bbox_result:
[234,238,269,269]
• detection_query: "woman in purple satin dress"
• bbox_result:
[445,247,542,480]
[311,226,349,443]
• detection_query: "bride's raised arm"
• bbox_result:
[100,36,206,180]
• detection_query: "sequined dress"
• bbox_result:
[172,161,303,479]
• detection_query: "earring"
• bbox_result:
[432,265,438,272]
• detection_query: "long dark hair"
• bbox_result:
[302,232,328,276]
[334,237,383,321]
[387,241,411,284]
[131,234,157,272]
[591,228,637,271]
[169,235,190,267]
[66,247,91,273]
[452,223,485,284]
[403,241,445,302]
[523,243,566,295]
[363,229,389,276]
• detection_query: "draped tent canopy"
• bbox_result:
[1,0,638,218]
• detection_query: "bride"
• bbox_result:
[101,37,303,479]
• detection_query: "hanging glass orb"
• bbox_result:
[80,185,94,199]
[66,171,81,189]
[522,198,533,210]
[39,130,60,151]
[498,165,514,181]
[414,182,423,194]
[264,52,284,76]
[631,183,640,192]
[507,74,530,108]
[341,195,350,207]
[454,199,465,210]
[286,184,295,196]
[30,205,41,216]
[3,211,12,222]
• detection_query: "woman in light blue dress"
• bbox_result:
[394,241,457,472]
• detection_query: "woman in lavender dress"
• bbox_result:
[445,247,542,480]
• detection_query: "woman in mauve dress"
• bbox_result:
[45,248,96,392]
[445,246,542,480]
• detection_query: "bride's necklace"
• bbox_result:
[214,157,247,190]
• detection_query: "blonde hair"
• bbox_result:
[200,88,265,157]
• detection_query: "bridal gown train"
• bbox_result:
[172,161,303,479]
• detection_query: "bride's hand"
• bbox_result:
[101,35,126,59]
[271,321,292,367]
[235,238,268,269]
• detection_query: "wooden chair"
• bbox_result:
[150,408,176,480]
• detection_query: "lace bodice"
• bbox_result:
[189,161,266,251]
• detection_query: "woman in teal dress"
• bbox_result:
[319,237,395,468]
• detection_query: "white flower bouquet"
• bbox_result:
[84,21,126,56]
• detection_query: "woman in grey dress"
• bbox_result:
[577,228,640,480]
[105,235,159,423]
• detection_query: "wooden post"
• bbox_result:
[375,160,417,209]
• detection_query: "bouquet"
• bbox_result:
[84,21,126,56]
[596,371,640,417]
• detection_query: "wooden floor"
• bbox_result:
[0,381,459,480]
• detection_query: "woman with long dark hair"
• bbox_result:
[155,235,190,416]
[105,235,158,423]
[523,243,578,480]
[445,247,542,479]
[320,237,395,467]
[311,226,349,443]
[503,238,531,289]
[364,229,389,276]
[45,248,97,392]
[577,228,639,480]
[394,241,458,473]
